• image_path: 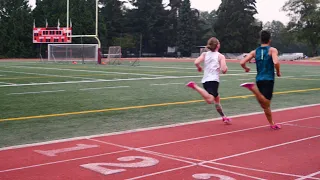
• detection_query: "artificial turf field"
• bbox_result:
[0,59,319,148]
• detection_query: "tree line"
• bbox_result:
[0,0,319,58]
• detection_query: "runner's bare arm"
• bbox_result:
[271,48,281,77]
[194,52,205,72]
[219,54,228,74]
[240,50,255,72]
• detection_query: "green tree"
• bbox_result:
[177,0,193,57]
[198,10,218,45]
[282,0,320,56]
[0,0,34,58]
[100,0,125,48]
[126,0,170,55]
[214,0,262,53]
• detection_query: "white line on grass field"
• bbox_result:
[302,74,320,77]
[80,86,130,91]
[150,83,184,86]
[136,65,253,72]
[0,73,255,88]
[237,76,295,81]
[9,65,166,77]
[0,70,101,80]
[0,82,15,85]
[8,90,66,95]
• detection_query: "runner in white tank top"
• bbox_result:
[186,37,232,124]
[202,51,221,83]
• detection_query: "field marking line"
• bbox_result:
[0,72,255,88]
[0,82,15,85]
[88,139,306,179]
[202,135,320,163]
[284,77,320,81]
[302,74,320,77]
[296,171,320,180]
[8,90,66,95]
[138,116,320,149]
[282,123,320,130]
[8,65,166,77]
[199,164,266,180]
[0,70,100,80]
[208,162,320,179]
[127,165,196,180]
[0,150,130,173]
[0,73,119,80]
[6,86,131,95]
[0,88,319,122]
[0,104,319,151]
[2,116,316,173]
[150,82,184,86]
[80,86,130,91]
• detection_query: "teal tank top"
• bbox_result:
[255,46,275,81]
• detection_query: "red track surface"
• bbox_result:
[0,105,319,179]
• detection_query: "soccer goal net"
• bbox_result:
[103,46,122,65]
[47,44,98,64]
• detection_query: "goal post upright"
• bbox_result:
[67,0,102,64]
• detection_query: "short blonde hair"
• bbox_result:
[206,37,220,51]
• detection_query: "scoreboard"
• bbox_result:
[33,27,72,43]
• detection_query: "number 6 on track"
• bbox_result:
[80,156,159,176]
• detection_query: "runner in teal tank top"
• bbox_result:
[239,30,282,130]
[255,46,275,81]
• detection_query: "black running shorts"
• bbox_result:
[203,81,219,97]
[256,80,274,100]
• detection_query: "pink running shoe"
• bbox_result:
[186,81,196,89]
[240,82,255,90]
[222,117,232,125]
[270,124,281,130]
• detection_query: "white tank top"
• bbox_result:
[201,51,221,83]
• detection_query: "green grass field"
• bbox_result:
[0,60,319,148]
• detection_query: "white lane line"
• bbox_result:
[128,165,195,180]
[0,70,100,80]
[9,65,165,77]
[199,164,266,180]
[80,86,130,91]
[150,83,184,86]
[8,90,66,95]
[208,162,319,179]
[0,73,253,88]
[0,82,15,85]
[295,171,320,180]
[203,135,320,163]
[0,103,318,151]
[139,116,320,149]
[0,150,130,173]
[136,65,253,72]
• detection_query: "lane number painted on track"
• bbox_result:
[80,156,159,176]
[193,173,236,180]
[34,144,99,157]
[80,155,236,179]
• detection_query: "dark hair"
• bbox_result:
[260,30,271,44]
[206,37,219,51]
